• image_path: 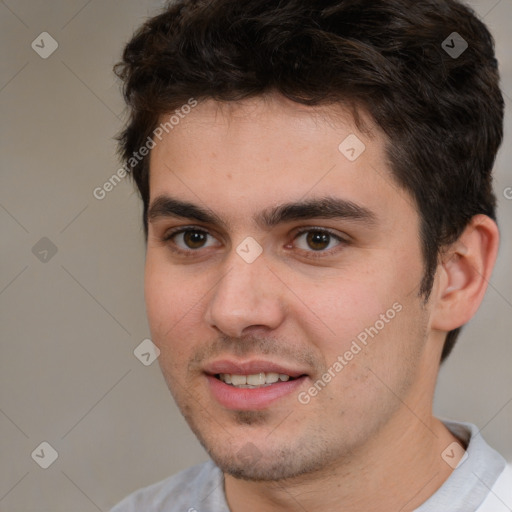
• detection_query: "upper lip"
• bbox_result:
[204,359,308,378]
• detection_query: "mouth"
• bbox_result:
[203,360,309,410]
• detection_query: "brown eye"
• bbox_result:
[182,230,208,249]
[163,228,219,255]
[293,228,345,256]
[305,231,331,251]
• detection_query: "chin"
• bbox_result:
[207,442,334,482]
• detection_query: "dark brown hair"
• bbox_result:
[114,0,504,362]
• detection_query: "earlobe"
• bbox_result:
[431,215,499,332]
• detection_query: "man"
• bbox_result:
[111,0,511,510]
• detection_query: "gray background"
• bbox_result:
[0,1,511,510]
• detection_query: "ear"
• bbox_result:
[430,214,499,332]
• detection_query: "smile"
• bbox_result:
[217,372,294,388]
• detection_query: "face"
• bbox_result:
[145,94,434,481]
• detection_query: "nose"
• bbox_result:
[203,247,287,339]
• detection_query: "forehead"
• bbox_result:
[147,94,415,229]
[153,94,379,152]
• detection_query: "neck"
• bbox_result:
[224,412,460,512]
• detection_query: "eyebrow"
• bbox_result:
[147,195,377,230]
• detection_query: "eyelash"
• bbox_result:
[161,226,347,259]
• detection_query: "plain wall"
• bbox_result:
[1,1,510,510]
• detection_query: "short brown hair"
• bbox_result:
[114,0,504,362]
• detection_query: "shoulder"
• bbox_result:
[110,459,223,512]
[476,463,512,512]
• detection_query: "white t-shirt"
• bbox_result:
[475,464,512,512]
[111,420,512,511]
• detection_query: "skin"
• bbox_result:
[145,93,499,512]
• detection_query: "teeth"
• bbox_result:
[247,373,266,386]
[266,372,280,383]
[219,372,293,387]
[230,375,247,386]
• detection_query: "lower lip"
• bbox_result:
[206,375,307,410]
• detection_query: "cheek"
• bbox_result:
[144,258,169,338]
[144,254,217,375]
[144,256,193,345]
[144,264,193,384]
[292,273,397,351]
[292,256,422,386]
